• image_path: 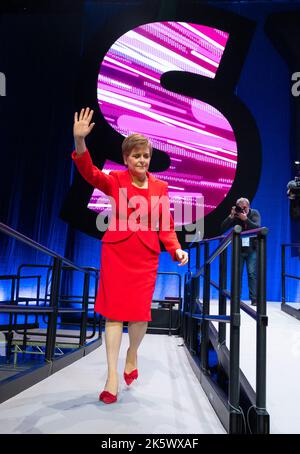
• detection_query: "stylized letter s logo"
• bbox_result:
[91,22,236,227]
[63,8,261,243]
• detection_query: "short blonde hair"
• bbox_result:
[122,133,153,158]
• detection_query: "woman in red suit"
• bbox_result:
[72,108,188,404]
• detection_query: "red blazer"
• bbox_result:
[71,149,181,260]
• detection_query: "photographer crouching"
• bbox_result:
[221,198,261,306]
[287,161,300,220]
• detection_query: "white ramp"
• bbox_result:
[0,333,225,434]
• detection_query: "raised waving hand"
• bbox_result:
[73,107,95,155]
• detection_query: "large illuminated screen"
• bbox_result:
[88,22,236,223]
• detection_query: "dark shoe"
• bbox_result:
[251,300,257,306]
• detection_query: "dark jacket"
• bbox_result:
[220,208,261,251]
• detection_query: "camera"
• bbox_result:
[287,161,300,200]
[234,205,244,214]
[288,161,300,220]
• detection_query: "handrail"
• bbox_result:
[13,264,100,341]
[281,243,300,247]
[188,227,239,279]
[239,226,268,237]
[182,223,269,434]
[0,223,88,273]
[0,222,100,361]
[206,278,257,320]
[284,273,300,281]
[188,226,268,280]
[187,226,268,249]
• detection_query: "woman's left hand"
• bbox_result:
[175,249,189,266]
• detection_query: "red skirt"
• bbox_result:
[94,233,159,321]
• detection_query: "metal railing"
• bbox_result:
[11,263,101,340]
[0,222,100,362]
[281,243,300,321]
[183,225,269,434]
[151,271,182,335]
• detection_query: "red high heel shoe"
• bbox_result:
[99,390,117,404]
[124,369,138,386]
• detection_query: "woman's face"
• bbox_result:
[124,146,151,177]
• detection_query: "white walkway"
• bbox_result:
[0,333,225,434]
[210,301,300,434]
[1,303,298,434]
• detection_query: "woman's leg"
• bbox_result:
[104,318,123,394]
[125,321,148,373]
